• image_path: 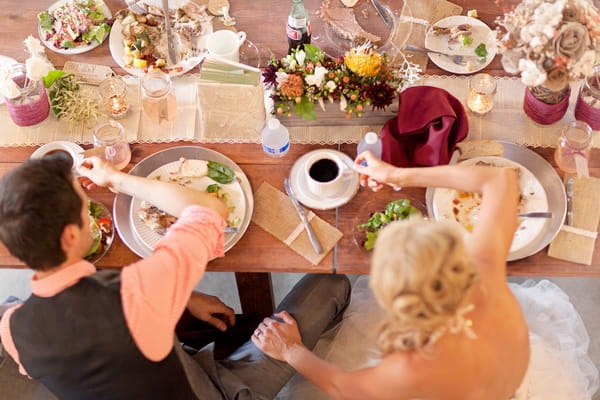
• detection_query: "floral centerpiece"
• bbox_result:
[495,0,600,123]
[262,44,420,120]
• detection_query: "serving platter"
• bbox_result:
[424,15,496,74]
[113,146,254,258]
[38,0,113,55]
[425,141,566,261]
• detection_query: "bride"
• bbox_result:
[253,153,599,399]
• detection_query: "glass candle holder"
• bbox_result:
[141,70,177,123]
[467,73,496,115]
[4,63,50,127]
[93,119,131,171]
[99,75,129,119]
[554,120,592,176]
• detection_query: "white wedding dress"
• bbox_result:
[276,277,599,400]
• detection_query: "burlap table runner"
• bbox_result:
[251,182,343,266]
[392,0,463,71]
[548,177,600,265]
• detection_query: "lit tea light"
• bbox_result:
[467,73,496,115]
[99,76,129,119]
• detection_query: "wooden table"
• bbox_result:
[1,0,599,316]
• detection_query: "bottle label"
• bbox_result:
[262,141,290,155]
[286,25,301,41]
[288,16,307,28]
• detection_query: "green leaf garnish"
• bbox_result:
[38,10,54,31]
[460,34,473,46]
[475,43,488,58]
[207,161,236,184]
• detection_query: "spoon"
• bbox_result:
[517,212,553,218]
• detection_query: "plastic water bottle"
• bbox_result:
[261,118,290,157]
[357,131,382,161]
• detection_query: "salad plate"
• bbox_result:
[85,199,115,264]
[425,141,566,261]
[424,15,496,74]
[38,0,112,55]
[113,146,254,258]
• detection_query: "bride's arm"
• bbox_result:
[354,152,520,282]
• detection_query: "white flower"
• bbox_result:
[304,66,327,87]
[275,71,288,85]
[518,59,547,87]
[325,80,337,90]
[0,66,21,99]
[23,36,46,56]
[295,50,306,67]
[339,95,347,111]
[318,97,326,111]
[569,49,596,78]
[25,56,52,81]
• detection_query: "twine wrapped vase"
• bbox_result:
[523,84,571,125]
[574,65,600,130]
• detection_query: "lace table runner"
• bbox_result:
[0,74,598,148]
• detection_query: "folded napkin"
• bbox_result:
[251,182,343,266]
[381,86,468,168]
[548,176,600,265]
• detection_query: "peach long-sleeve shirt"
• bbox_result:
[0,205,225,376]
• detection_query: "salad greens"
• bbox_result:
[207,161,236,184]
[43,72,102,125]
[85,201,113,260]
[475,43,488,58]
[357,199,421,251]
[38,0,110,51]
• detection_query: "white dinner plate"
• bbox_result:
[289,149,359,210]
[432,156,549,255]
[0,55,18,105]
[109,0,212,77]
[424,15,496,74]
[425,141,566,261]
[113,146,253,258]
[38,0,112,55]
[129,160,246,252]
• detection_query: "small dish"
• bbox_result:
[38,0,112,55]
[289,149,359,210]
[0,55,18,105]
[30,141,84,168]
[424,15,496,74]
[353,189,427,254]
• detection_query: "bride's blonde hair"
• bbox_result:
[370,219,478,354]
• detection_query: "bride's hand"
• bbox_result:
[354,151,399,192]
[251,311,303,362]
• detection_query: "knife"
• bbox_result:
[284,177,324,254]
[370,0,393,29]
[161,0,177,65]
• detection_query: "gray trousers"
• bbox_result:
[0,274,350,400]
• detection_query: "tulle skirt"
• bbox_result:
[276,277,599,400]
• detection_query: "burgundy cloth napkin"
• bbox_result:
[381,86,468,167]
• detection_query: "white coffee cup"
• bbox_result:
[305,153,350,198]
[206,30,247,62]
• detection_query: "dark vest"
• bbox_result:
[10,270,200,400]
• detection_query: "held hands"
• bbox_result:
[187,292,235,332]
[354,151,400,191]
[77,156,120,191]
[252,311,303,362]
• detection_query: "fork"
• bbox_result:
[403,44,479,66]
[125,0,146,14]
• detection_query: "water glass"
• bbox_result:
[141,70,177,123]
[467,73,496,115]
[554,120,592,177]
[93,120,131,170]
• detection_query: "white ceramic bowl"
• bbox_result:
[30,141,84,168]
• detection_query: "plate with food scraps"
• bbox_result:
[113,146,253,258]
[424,15,496,74]
[109,0,213,76]
[85,199,115,264]
[38,0,112,54]
[425,142,566,261]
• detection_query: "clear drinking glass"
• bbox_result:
[99,75,129,119]
[93,119,131,170]
[467,73,496,115]
[554,120,592,176]
[141,70,177,123]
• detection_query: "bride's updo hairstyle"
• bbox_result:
[370,219,479,354]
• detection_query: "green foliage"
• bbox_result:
[207,161,236,184]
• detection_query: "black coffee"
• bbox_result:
[309,158,339,182]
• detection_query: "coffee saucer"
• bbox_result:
[289,149,360,210]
